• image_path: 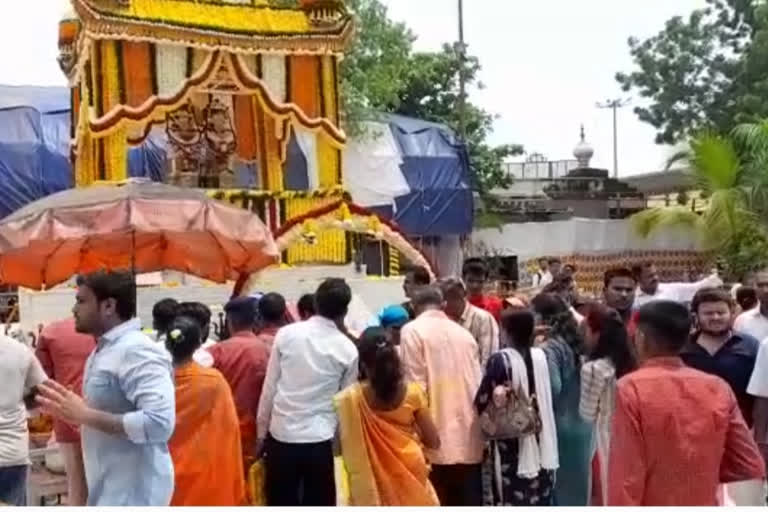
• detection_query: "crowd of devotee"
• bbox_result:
[3,260,768,506]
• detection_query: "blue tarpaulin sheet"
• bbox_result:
[385,114,473,235]
[0,85,168,218]
[0,86,474,235]
[0,85,74,218]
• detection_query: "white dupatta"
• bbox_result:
[496,347,559,479]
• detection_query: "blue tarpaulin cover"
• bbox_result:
[0,85,168,217]
[385,114,473,236]
[0,86,473,235]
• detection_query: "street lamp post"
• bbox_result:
[596,98,630,179]
[457,0,466,141]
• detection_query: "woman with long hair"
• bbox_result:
[532,292,593,506]
[580,303,638,505]
[475,310,559,505]
[164,316,246,505]
[334,327,441,505]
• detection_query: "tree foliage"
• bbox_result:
[616,0,768,144]
[631,121,768,278]
[341,0,521,194]
[390,44,523,193]
[340,0,415,133]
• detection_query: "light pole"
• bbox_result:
[596,98,630,179]
[457,0,466,141]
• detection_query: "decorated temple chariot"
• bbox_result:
[59,0,434,278]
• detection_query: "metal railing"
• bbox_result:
[503,159,581,180]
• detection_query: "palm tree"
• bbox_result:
[631,122,768,277]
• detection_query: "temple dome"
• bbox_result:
[573,125,594,168]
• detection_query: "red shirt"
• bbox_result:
[627,311,638,338]
[468,295,502,321]
[207,331,269,428]
[255,326,279,353]
[609,357,765,506]
[36,318,96,443]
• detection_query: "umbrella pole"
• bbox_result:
[131,230,138,318]
[131,230,136,277]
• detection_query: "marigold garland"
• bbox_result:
[284,197,346,265]
[316,133,339,187]
[84,50,221,142]
[105,126,128,181]
[100,40,121,119]
[84,0,310,35]
[229,54,345,145]
[208,186,344,202]
[320,54,337,124]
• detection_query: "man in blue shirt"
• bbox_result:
[681,287,759,425]
[37,270,175,506]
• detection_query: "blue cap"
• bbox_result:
[378,305,409,328]
[225,296,258,317]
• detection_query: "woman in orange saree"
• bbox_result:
[335,328,441,506]
[164,316,246,506]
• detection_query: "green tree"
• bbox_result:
[341,0,415,134]
[341,1,522,194]
[632,121,768,278]
[616,0,768,144]
[391,44,523,194]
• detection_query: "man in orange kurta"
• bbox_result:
[169,363,245,506]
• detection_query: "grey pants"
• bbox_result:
[0,465,27,506]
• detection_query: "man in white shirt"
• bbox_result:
[632,262,723,310]
[735,271,768,341]
[746,273,768,482]
[532,258,553,288]
[256,278,359,506]
[0,335,47,505]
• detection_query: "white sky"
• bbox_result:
[0,0,706,176]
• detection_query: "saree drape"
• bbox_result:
[335,382,438,506]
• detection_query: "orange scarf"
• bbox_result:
[335,383,438,506]
[169,363,246,506]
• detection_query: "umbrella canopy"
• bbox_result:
[0,179,280,289]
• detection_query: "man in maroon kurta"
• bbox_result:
[36,317,96,506]
[207,297,269,467]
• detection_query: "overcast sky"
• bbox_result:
[0,0,706,176]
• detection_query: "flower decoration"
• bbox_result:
[169,328,183,344]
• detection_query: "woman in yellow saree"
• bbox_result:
[335,327,441,506]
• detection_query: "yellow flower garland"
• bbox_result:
[321,55,338,124]
[105,126,128,181]
[100,40,121,117]
[208,186,344,202]
[109,0,310,35]
[285,197,346,265]
[317,133,339,187]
